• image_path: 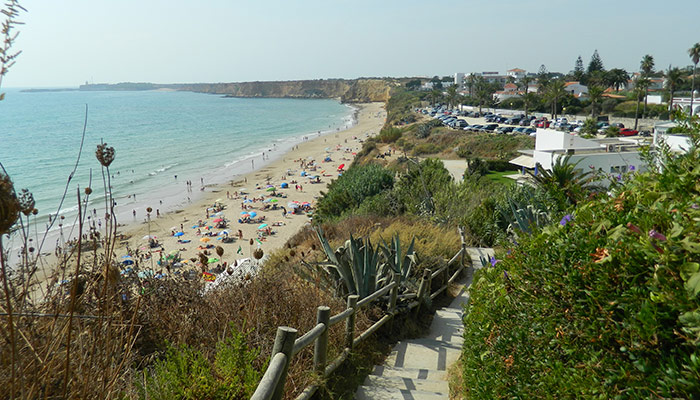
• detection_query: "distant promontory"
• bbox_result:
[78,79,394,103]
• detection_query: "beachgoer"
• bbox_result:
[132,209,136,218]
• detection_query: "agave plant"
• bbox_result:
[506,197,551,236]
[314,226,386,299]
[380,234,418,289]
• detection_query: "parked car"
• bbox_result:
[481,123,499,133]
[468,124,483,132]
[536,120,551,128]
[505,117,521,125]
[454,119,468,128]
[496,126,514,134]
[619,128,639,136]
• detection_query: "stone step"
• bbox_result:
[385,339,462,371]
[363,374,448,393]
[370,365,447,381]
[355,385,446,400]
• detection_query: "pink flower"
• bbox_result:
[648,229,667,241]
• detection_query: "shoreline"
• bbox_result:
[31,102,386,284]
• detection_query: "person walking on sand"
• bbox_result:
[282,206,287,218]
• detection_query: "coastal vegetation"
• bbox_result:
[4,3,700,398]
[461,113,700,397]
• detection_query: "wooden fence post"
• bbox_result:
[314,306,331,374]
[345,295,359,350]
[415,269,431,314]
[271,326,297,400]
[389,273,400,313]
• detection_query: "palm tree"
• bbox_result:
[446,85,458,109]
[640,54,655,118]
[529,155,596,208]
[633,76,649,130]
[606,68,629,92]
[519,76,533,117]
[588,85,604,118]
[665,67,684,114]
[430,88,442,106]
[466,74,476,98]
[544,80,566,119]
[689,43,700,116]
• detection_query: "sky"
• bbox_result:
[4,0,700,87]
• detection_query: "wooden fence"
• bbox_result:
[251,229,468,400]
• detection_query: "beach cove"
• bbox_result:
[75,102,385,279]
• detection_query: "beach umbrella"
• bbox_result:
[240,211,249,215]
[241,213,250,218]
[122,255,132,258]
[142,235,155,240]
[338,163,345,170]
[219,230,229,236]
[215,198,223,203]
[122,259,134,265]
[248,211,257,218]
[208,258,219,263]
[269,199,278,203]
[302,202,311,206]
[243,199,253,203]
[266,184,274,188]
[280,182,288,188]
[258,223,268,230]
[200,237,211,243]
[300,171,306,176]
[174,231,184,237]
[263,198,272,203]
[288,202,299,208]
[213,218,223,223]
[266,187,275,192]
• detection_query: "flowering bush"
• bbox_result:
[461,115,700,397]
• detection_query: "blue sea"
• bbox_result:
[0,88,354,252]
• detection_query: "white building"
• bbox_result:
[454,72,465,87]
[510,130,647,185]
[564,82,589,98]
[506,68,526,81]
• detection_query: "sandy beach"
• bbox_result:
[110,102,386,271]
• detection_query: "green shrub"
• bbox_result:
[140,325,263,400]
[461,116,700,397]
[378,126,403,143]
[411,142,441,155]
[315,163,394,221]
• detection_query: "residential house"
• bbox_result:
[509,129,647,186]
[506,68,526,81]
[564,81,589,98]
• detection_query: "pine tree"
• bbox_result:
[587,50,605,74]
[573,56,584,81]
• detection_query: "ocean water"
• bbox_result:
[0,88,354,253]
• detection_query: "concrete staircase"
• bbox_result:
[354,248,494,399]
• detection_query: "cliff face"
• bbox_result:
[80,79,393,103]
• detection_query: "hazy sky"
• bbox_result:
[5,0,700,87]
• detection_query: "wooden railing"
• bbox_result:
[251,229,468,400]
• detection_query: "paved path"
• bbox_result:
[355,248,494,399]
